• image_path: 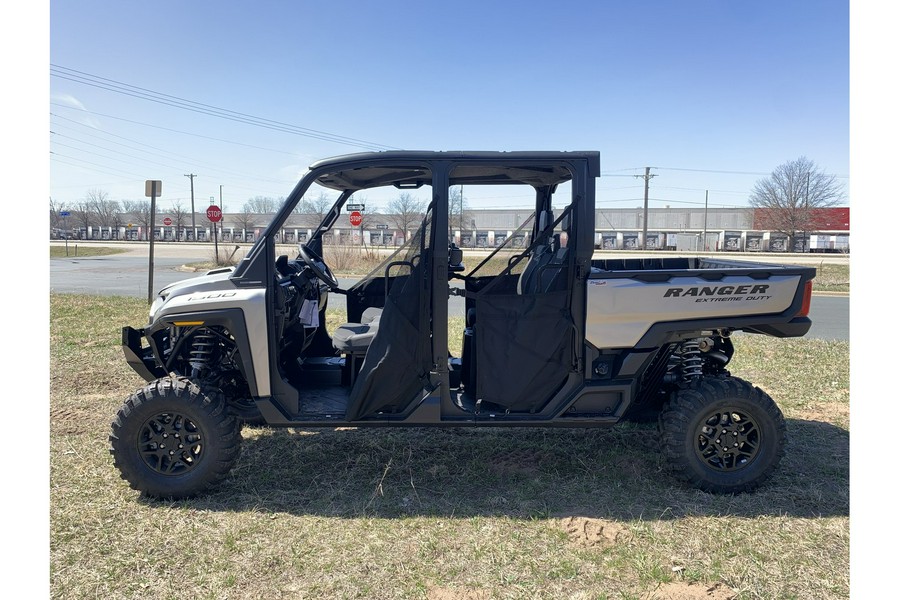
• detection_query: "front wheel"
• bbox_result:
[660,376,786,494]
[109,377,241,499]
[226,396,266,426]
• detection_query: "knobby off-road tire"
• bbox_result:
[660,376,786,494]
[109,377,242,499]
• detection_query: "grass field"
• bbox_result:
[795,262,849,294]
[49,294,849,599]
[50,245,128,259]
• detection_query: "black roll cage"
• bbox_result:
[228,151,601,423]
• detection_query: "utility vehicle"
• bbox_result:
[111,151,815,498]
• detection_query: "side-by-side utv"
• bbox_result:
[112,151,815,498]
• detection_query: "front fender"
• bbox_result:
[143,308,261,397]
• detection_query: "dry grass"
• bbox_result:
[809,262,849,293]
[50,245,128,259]
[325,244,386,275]
[50,294,849,599]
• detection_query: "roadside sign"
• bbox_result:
[347,203,365,211]
[59,211,70,217]
[145,180,162,197]
[206,205,223,222]
[145,180,163,305]
[376,224,388,229]
[163,217,172,226]
[349,211,363,227]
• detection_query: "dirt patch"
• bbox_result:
[427,586,489,600]
[50,404,102,435]
[644,581,736,600]
[488,448,548,476]
[559,516,631,548]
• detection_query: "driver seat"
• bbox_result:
[332,307,382,386]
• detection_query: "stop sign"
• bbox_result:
[163,217,172,226]
[349,211,363,227]
[206,205,222,222]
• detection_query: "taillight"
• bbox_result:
[798,280,813,317]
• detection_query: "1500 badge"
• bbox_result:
[187,291,237,301]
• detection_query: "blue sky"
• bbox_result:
[44,0,851,213]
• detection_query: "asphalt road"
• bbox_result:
[49,242,849,342]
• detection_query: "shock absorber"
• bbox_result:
[680,339,703,381]
[188,329,217,378]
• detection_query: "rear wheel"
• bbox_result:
[660,376,785,494]
[109,377,241,499]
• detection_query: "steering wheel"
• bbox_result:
[297,244,339,290]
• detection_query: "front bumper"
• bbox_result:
[122,326,168,382]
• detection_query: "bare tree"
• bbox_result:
[296,191,332,227]
[122,200,152,240]
[243,196,280,214]
[49,197,67,235]
[232,210,256,234]
[88,189,121,232]
[169,201,191,240]
[449,186,474,231]
[386,192,427,237]
[72,199,94,238]
[749,157,844,251]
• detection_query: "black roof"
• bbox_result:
[308,151,601,191]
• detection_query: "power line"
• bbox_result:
[657,166,849,179]
[50,65,401,151]
[656,166,770,176]
[654,185,749,196]
[50,105,299,156]
[49,126,294,186]
[50,151,149,180]
[50,138,192,174]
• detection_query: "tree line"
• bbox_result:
[50,186,475,237]
[52,166,839,249]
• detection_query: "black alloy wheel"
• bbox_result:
[110,377,241,499]
[660,376,785,494]
[137,410,204,476]
[693,408,761,472]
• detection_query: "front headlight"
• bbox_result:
[148,294,166,323]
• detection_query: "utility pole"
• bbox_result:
[184,174,196,240]
[802,172,811,253]
[703,190,708,252]
[218,185,224,261]
[634,167,657,250]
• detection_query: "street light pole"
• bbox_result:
[217,185,223,262]
[184,173,196,240]
[703,190,708,252]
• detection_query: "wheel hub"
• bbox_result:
[695,410,760,471]
[138,412,203,475]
